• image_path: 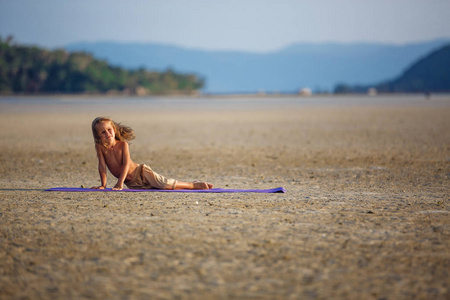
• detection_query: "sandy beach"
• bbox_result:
[0,95,449,299]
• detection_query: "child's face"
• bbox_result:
[95,121,116,145]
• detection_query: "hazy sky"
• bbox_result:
[1,0,449,52]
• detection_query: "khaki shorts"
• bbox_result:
[125,164,177,190]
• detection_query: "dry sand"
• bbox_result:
[0,95,449,299]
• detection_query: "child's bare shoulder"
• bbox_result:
[112,141,129,153]
[117,140,129,148]
[95,143,103,152]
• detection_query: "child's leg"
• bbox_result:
[174,181,213,190]
[141,164,212,190]
[141,164,177,190]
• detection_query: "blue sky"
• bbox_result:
[1,0,449,52]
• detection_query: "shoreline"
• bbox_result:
[1,91,449,99]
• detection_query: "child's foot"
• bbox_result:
[193,181,213,189]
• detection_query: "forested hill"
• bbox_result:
[0,37,204,95]
[335,43,450,94]
[376,44,450,93]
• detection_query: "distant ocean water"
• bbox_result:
[1,94,449,114]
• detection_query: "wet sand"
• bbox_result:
[0,95,449,299]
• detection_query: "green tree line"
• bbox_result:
[0,36,204,95]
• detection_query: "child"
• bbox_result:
[91,116,213,190]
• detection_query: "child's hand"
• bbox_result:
[113,183,123,190]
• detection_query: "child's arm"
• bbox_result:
[91,144,107,189]
[112,141,132,190]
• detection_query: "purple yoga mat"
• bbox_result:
[45,187,286,193]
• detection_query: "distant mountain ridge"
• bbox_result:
[65,39,450,94]
[376,44,450,93]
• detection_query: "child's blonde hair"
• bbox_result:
[92,117,136,144]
